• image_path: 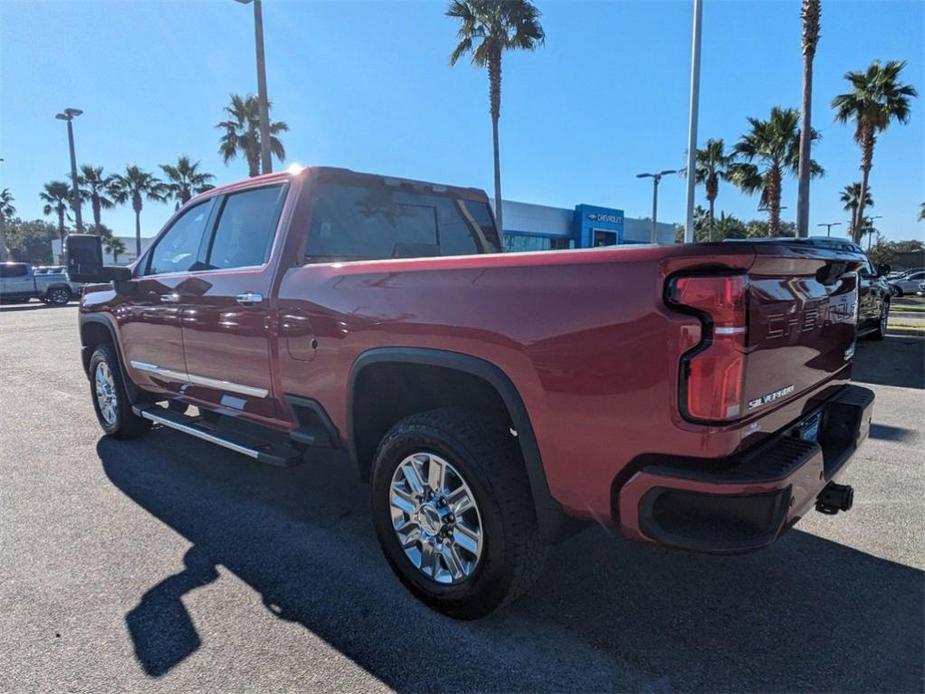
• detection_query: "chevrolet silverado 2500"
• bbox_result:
[66,167,875,618]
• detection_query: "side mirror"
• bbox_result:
[66,234,133,283]
[877,263,892,277]
[66,234,104,282]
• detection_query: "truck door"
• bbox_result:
[178,183,289,422]
[120,199,216,395]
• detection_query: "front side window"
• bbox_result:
[305,179,500,261]
[206,184,287,270]
[146,200,214,276]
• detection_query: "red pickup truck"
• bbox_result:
[67,167,874,618]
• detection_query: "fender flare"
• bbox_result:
[347,347,578,543]
[79,314,140,402]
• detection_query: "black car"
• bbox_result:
[724,236,891,339]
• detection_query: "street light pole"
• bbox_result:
[818,221,841,237]
[236,0,273,175]
[683,0,703,243]
[253,0,272,174]
[864,215,883,251]
[637,169,679,243]
[55,108,84,233]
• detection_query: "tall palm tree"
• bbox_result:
[795,0,821,237]
[695,138,735,241]
[40,181,72,244]
[216,94,288,177]
[832,60,917,242]
[840,183,873,226]
[447,0,545,233]
[160,156,215,208]
[0,188,15,261]
[919,202,925,223]
[731,107,823,236]
[111,166,166,257]
[77,165,116,229]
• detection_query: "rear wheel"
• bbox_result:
[46,287,71,305]
[370,408,546,619]
[870,303,889,341]
[89,344,150,438]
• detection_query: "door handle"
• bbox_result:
[159,292,179,303]
[235,292,264,305]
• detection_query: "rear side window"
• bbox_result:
[305,180,500,261]
[0,263,28,278]
[206,184,287,270]
[146,200,214,276]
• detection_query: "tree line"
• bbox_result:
[0,93,286,264]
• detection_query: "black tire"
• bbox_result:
[46,287,71,305]
[88,343,150,439]
[370,407,547,619]
[870,303,889,341]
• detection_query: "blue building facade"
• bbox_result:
[499,199,675,251]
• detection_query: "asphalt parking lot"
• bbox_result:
[1,303,923,693]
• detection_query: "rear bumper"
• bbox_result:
[618,384,875,553]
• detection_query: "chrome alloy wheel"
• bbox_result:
[95,361,118,427]
[389,452,483,585]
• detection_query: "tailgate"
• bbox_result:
[743,245,861,416]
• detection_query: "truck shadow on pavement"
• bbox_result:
[99,433,923,692]
[853,335,925,389]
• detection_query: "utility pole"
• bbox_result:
[55,108,84,232]
[817,221,841,237]
[683,0,703,243]
[637,170,679,243]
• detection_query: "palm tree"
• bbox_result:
[840,183,873,226]
[695,138,735,241]
[160,156,215,208]
[216,94,288,177]
[832,60,917,242]
[40,181,72,244]
[731,107,823,236]
[77,165,116,229]
[795,0,821,237]
[919,202,925,223]
[111,166,166,257]
[447,0,545,233]
[0,188,15,261]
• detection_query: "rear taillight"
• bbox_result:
[668,274,748,422]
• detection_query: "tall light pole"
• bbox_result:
[55,108,84,232]
[863,215,883,251]
[235,0,273,174]
[683,0,703,243]
[637,169,679,243]
[818,221,841,237]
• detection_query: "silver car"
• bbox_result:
[890,270,925,296]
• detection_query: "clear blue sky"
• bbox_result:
[1,0,922,242]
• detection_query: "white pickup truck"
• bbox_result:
[0,261,81,305]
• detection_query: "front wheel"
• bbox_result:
[89,344,150,438]
[370,408,547,619]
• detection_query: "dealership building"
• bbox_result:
[497,200,676,252]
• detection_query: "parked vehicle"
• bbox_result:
[67,167,875,618]
[0,262,81,305]
[917,281,925,297]
[889,270,925,296]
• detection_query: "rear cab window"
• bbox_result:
[304,176,500,262]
